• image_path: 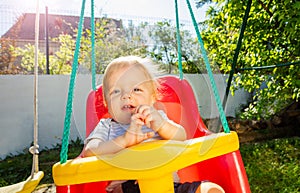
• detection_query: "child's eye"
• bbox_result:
[133,88,142,92]
[110,89,120,95]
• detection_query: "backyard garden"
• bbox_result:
[0,119,299,192]
[1,0,300,192]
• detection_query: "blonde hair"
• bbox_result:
[102,56,159,102]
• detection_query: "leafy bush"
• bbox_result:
[198,0,300,120]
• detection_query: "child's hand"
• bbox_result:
[134,105,165,132]
[122,111,155,147]
[134,105,187,141]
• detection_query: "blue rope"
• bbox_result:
[185,0,230,133]
[60,0,86,164]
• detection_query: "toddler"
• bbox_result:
[82,56,225,193]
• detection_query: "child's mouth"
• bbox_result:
[122,104,136,113]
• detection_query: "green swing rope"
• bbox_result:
[91,0,96,91]
[60,0,232,163]
[60,0,87,164]
[223,0,252,109]
[185,0,230,133]
[238,60,300,71]
[175,0,183,80]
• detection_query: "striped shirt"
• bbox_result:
[84,110,168,145]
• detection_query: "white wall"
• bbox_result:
[186,74,249,119]
[0,74,249,159]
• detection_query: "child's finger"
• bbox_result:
[142,131,155,139]
[136,105,151,115]
[131,113,145,126]
[134,131,154,144]
[144,114,153,128]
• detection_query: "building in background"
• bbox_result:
[1,13,121,54]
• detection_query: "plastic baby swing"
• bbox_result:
[52,0,252,193]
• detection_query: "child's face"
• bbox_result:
[105,66,155,124]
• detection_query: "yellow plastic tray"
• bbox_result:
[53,132,239,193]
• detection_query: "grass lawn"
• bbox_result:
[0,137,299,192]
[240,137,300,193]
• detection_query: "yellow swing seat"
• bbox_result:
[0,171,44,193]
[53,132,238,193]
[53,76,251,193]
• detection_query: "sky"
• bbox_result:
[0,0,208,36]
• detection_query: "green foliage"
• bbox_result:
[240,137,300,192]
[13,44,46,74]
[80,19,148,74]
[0,151,32,186]
[0,38,16,74]
[6,16,212,75]
[148,20,210,74]
[10,18,148,75]
[0,22,23,74]
[148,21,177,73]
[199,0,300,120]
[50,34,74,74]
[12,38,73,75]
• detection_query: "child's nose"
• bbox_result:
[121,91,131,99]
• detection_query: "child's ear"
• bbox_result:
[102,95,108,107]
[102,91,108,107]
[151,94,156,105]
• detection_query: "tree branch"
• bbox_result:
[257,0,273,17]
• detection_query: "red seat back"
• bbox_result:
[86,76,209,139]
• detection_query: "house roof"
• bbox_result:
[1,13,122,40]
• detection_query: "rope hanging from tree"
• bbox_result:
[60,0,87,164]
[60,0,97,164]
[0,1,45,191]
[175,0,183,80]
[184,0,230,133]
[30,0,40,178]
